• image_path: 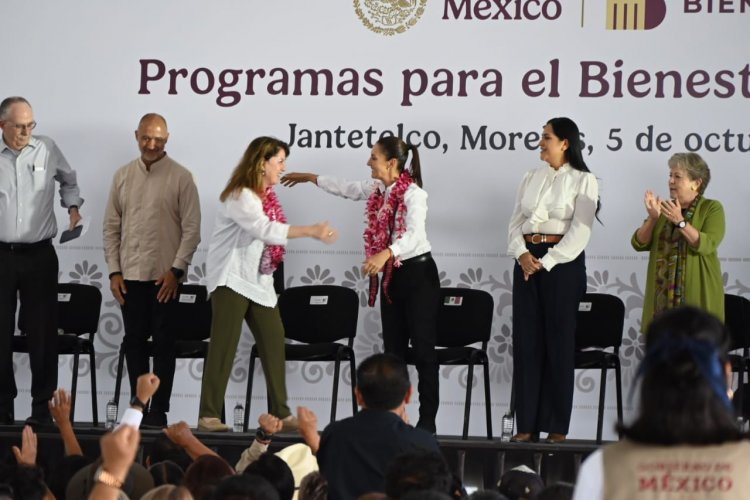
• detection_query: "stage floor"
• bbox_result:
[0,423,603,490]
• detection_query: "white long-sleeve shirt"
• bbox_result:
[317,175,431,260]
[507,164,599,271]
[205,188,289,307]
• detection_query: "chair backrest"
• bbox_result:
[278,285,359,344]
[435,288,494,347]
[57,283,103,335]
[725,293,750,352]
[165,284,212,341]
[575,293,625,350]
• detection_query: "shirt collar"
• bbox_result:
[0,135,39,155]
[547,162,571,174]
[138,152,169,171]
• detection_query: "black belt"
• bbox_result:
[400,252,432,265]
[0,238,52,252]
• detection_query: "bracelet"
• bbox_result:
[256,428,273,442]
[94,466,124,489]
[109,271,123,280]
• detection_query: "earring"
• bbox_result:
[261,169,266,174]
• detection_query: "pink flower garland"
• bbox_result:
[363,170,413,262]
[259,187,287,275]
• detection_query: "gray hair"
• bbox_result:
[0,96,31,120]
[668,152,711,194]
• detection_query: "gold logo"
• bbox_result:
[606,0,666,30]
[354,0,428,36]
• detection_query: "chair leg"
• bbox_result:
[349,356,358,416]
[483,359,493,439]
[331,356,341,423]
[70,352,80,425]
[113,344,126,411]
[596,367,607,444]
[463,362,475,440]
[90,349,98,426]
[615,362,623,436]
[243,350,257,432]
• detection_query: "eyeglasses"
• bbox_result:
[5,121,37,131]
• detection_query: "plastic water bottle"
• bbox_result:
[233,403,244,432]
[500,412,514,442]
[106,399,118,429]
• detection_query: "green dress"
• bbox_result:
[631,197,725,332]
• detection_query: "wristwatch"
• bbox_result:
[256,428,273,442]
[94,466,123,489]
[676,220,687,229]
[129,396,147,411]
[170,267,185,279]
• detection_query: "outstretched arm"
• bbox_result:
[49,389,83,456]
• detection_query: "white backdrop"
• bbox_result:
[3,0,749,439]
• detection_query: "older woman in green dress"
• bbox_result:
[632,152,725,331]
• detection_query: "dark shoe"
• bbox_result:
[141,411,168,429]
[24,415,54,430]
[510,432,539,443]
[545,433,567,444]
[416,420,437,435]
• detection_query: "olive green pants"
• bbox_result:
[199,286,290,419]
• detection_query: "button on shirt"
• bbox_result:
[317,175,432,260]
[507,164,599,270]
[0,136,83,243]
[103,154,201,281]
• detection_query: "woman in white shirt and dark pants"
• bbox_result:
[282,136,441,434]
[506,117,599,444]
[197,136,337,432]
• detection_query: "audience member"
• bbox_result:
[141,484,193,500]
[146,433,193,471]
[47,454,94,500]
[182,455,234,500]
[537,482,573,500]
[211,474,280,500]
[497,466,544,500]
[573,306,750,499]
[469,490,508,500]
[384,450,452,499]
[298,353,440,500]
[298,471,327,500]
[149,460,186,487]
[243,453,294,500]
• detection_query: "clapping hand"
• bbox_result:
[644,190,662,220]
[659,197,683,224]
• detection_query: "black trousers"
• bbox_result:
[121,280,175,413]
[380,254,440,430]
[0,241,59,419]
[512,244,586,435]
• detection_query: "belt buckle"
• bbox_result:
[531,234,544,244]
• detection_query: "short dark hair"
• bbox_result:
[384,450,452,499]
[149,460,185,487]
[243,453,294,500]
[148,434,192,471]
[497,468,544,500]
[212,474,280,500]
[298,471,327,500]
[619,306,742,445]
[356,353,411,410]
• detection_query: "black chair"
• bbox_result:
[13,283,102,425]
[406,287,494,439]
[725,293,750,421]
[243,285,359,431]
[574,293,625,444]
[112,284,212,412]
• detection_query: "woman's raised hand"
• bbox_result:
[644,190,662,220]
[281,172,318,187]
[312,222,338,244]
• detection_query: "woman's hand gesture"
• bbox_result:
[281,172,318,187]
[644,190,662,220]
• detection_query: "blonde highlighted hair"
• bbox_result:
[220,136,289,201]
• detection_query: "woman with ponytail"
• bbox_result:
[282,136,441,434]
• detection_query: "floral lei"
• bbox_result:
[363,170,413,261]
[259,187,287,275]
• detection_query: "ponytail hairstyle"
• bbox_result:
[220,136,289,201]
[375,136,423,188]
[546,117,601,221]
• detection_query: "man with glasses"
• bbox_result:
[0,96,84,427]
[103,113,201,428]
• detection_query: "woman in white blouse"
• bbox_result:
[197,136,337,432]
[506,117,599,444]
[282,136,441,434]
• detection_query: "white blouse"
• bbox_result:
[317,175,431,260]
[507,164,599,271]
[205,188,290,307]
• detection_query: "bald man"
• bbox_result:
[0,96,84,427]
[103,113,201,427]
